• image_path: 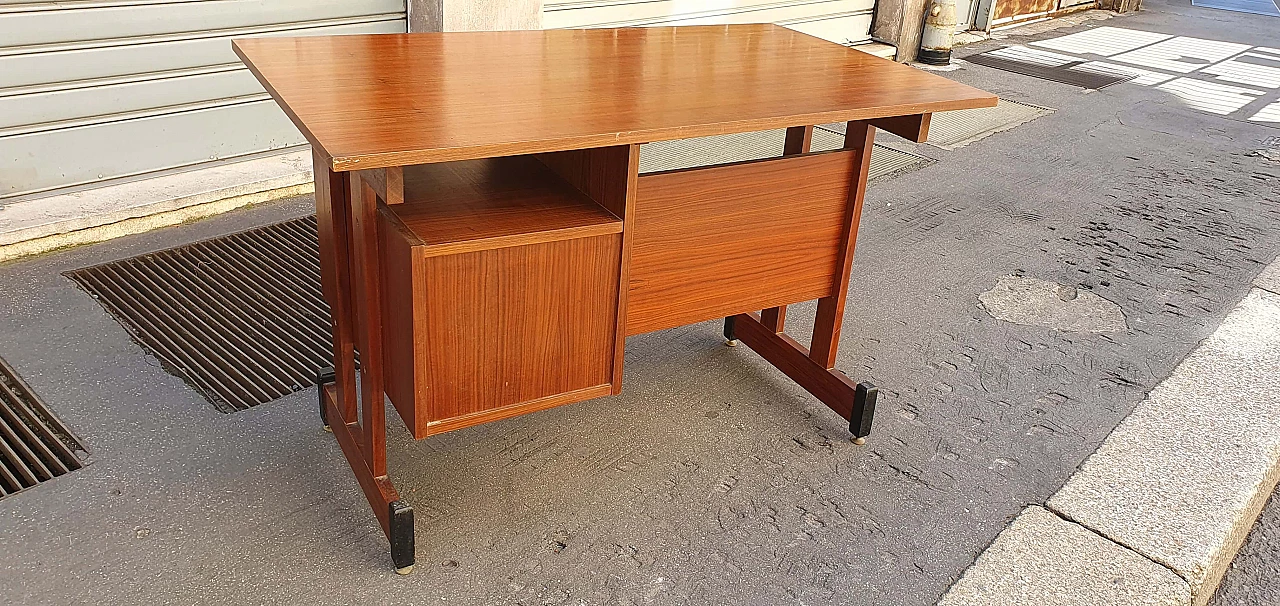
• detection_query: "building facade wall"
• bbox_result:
[409,0,542,31]
[873,0,930,62]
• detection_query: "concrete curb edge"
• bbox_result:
[937,256,1280,606]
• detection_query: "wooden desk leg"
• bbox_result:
[753,125,814,340]
[809,122,874,368]
[726,122,879,443]
[313,156,415,574]
[314,149,357,428]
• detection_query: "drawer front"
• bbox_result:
[626,150,857,335]
[412,234,621,435]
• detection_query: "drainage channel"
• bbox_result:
[67,216,334,413]
[819,97,1055,150]
[964,48,1137,90]
[638,128,935,176]
[0,356,85,498]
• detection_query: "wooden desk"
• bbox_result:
[234,25,996,574]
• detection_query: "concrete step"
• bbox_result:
[851,41,897,60]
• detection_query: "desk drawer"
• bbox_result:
[376,156,624,439]
[380,225,621,438]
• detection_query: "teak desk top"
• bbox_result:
[233,25,996,171]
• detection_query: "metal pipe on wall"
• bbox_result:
[918,0,957,64]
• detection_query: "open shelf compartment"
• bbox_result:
[381,155,623,257]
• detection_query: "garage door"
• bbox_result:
[543,0,876,46]
[0,0,406,202]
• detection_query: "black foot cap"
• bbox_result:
[390,500,415,574]
[723,316,738,345]
[850,382,878,443]
[317,366,336,427]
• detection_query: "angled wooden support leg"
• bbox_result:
[350,175,388,476]
[732,312,857,419]
[320,383,415,573]
[809,121,876,369]
[758,125,815,335]
[314,154,415,574]
[314,149,358,426]
[732,122,880,441]
[732,312,879,442]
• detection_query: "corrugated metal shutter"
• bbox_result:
[0,0,407,202]
[543,0,876,46]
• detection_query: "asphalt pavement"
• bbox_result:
[1,2,1279,604]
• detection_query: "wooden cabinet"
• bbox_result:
[377,155,624,439]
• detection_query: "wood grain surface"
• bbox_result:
[809,122,876,369]
[378,204,421,431]
[389,155,623,257]
[626,150,856,335]
[379,222,622,438]
[312,149,358,424]
[535,145,640,393]
[233,25,997,171]
[760,125,816,334]
[730,312,858,421]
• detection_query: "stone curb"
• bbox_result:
[937,506,1190,605]
[937,257,1280,606]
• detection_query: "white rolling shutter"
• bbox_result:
[544,0,876,46]
[0,0,407,202]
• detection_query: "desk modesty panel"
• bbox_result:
[235,26,997,574]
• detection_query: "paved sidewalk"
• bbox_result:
[939,274,1280,605]
[1,2,1278,604]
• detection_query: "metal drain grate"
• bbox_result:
[639,129,934,178]
[811,127,937,176]
[925,99,1053,149]
[67,216,335,413]
[964,46,1138,90]
[0,356,85,498]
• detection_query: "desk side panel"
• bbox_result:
[626,151,856,335]
[535,144,639,394]
[379,205,424,433]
